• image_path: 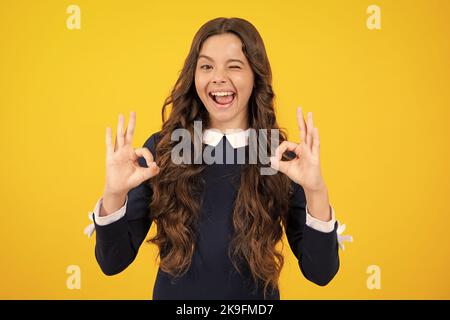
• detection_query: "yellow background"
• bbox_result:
[1,0,449,299]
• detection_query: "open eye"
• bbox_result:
[200,65,212,70]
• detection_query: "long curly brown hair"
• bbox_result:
[146,17,294,298]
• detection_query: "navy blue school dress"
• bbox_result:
[91,130,340,300]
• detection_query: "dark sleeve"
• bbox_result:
[93,131,160,276]
[285,181,340,286]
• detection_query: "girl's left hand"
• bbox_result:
[270,107,326,193]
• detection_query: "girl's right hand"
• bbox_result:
[103,111,160,197]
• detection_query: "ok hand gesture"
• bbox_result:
[104,111,160,197]
[270,107,326,193]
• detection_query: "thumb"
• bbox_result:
[137,163,160,181]
[270,156,290,175]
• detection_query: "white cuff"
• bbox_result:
[305,204,354,250]
[83,196,128,238]
[305,204,336,233]
[94,196,128,225]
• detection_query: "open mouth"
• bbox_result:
[208,91,236,109]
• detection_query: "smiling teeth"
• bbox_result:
[211,91,234,96]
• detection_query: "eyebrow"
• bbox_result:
[198,54,244,64]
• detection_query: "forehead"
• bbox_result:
[198,33,245,60]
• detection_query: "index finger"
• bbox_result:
[275,140,302,158]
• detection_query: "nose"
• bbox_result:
[212,79,226,84]
[211,67,228,84]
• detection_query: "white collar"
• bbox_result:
[202,128,250,149]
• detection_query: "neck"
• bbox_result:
[208,113,249,134]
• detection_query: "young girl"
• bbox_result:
[85,17,351,300]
